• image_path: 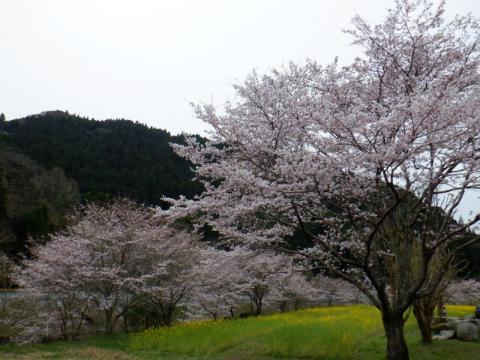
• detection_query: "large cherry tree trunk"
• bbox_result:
[382,312,409,360]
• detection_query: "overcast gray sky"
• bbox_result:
[1,0,479,135]
[1,0,479,220]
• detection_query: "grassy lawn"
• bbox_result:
[0,305,479,359]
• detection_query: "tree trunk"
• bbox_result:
[104,309,114,335]
[122,314,129,333]
[436,295,444,317]
[383,314,409,360]
[254,297,263,316]
[413,299,433,344]
[158,303,175,327]
[60,319,68,340]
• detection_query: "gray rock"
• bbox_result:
[433,330,456,340]
[456,321,479,341]
[446,319,460,327]
[440,330,456,339]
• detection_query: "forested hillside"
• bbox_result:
[0,111,202,206]
[0,140,79,258]
[0,111,203,258]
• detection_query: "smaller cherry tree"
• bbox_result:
[189,248,241,320]
[15,233,90,340]
[137,230,204,327]
[445,279,480,305]
[312,275,360,307]
[276,272,318,312]
[15,199,203,338]
[230,249,291,316]
[65,200,159,335]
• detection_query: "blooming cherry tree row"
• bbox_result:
[14,199,357,341]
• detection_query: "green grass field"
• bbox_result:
[1,305,479,360]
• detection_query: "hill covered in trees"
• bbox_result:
[0,111,203,258]
[0,111,202,206]
[0,140,79,258]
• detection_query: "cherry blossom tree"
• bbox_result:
[137,231,204,327]
[228,249,291,316]
[15,232,91,340]
[167,1,480,359]
[312,275,359,306]
[445,279,480,305]
[276,272,318,312]
[190,249,241,320]
[64,200,159,335]
[16,199,203,337]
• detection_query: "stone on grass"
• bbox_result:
[456,322,479,341]
[440,330,456,339]
[433,330,456,341]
